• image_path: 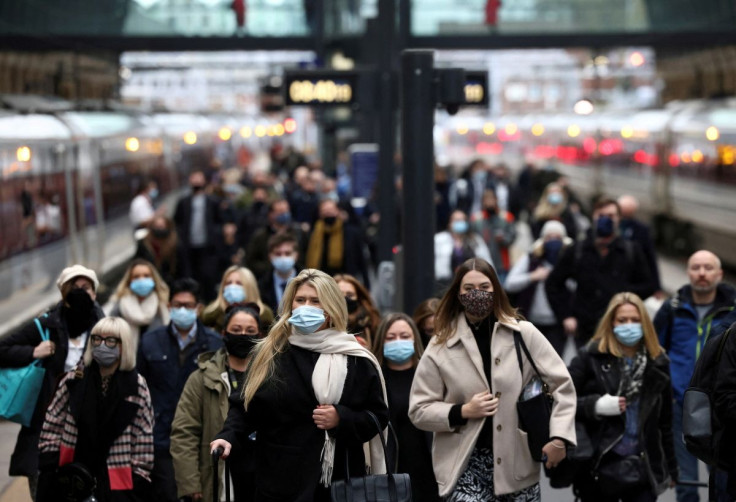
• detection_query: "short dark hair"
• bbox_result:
[593,197,620,215]
[268,199,289,214]
[169,277,201,302]
[267,232,298,253]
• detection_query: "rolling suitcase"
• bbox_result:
[212,448,231,502]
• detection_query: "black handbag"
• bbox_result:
[595,453,646,494]
[53,462,98,502]
[330,411,412,502]
[513,331,553,463]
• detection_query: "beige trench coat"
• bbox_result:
[408,315,577,497]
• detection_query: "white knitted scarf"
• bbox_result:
[288,328,388,486]
[118,293,169,339]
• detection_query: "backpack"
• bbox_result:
[681,322,734,469]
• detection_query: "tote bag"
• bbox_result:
[0,319,49,427]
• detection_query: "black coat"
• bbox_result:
[713,323,736,497]
[545,236,656,342]
[0,301,104,476]
[383,367,440,502]
[173,193,222,250]
[619,218,661,291]
[217,345,389,502]
[568,344,678,495]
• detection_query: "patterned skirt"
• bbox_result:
[448,448,541,502]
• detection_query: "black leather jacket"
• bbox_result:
[568,343,678,495]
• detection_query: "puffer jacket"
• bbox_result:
[170,348,232,502]
[568,343,678,495]
[653,283,736,403]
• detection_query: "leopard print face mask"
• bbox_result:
[458,289,494,318]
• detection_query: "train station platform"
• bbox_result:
[0,223,715,502]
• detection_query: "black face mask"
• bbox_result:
[345,297,359,314]
[191,184,205,192]
[152,228,170,239]
[64,289,95,338]
[323,216,337,226]
[224,333,259,359]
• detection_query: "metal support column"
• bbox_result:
[401,50,436,314]
[375,0,397,264]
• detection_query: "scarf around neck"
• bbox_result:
[617,344,647,401]
[306,218,344,270]
[118,293,169,339]
[288,328,388,486]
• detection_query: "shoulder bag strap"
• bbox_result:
[513,331,545,383]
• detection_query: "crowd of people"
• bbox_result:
[1,152,735,502]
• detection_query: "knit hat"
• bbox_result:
[540,220,567,239]
[56,265,99,292]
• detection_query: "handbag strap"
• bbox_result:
[340,411,399,502]
[33,318,50,366]
[513,331,546,386]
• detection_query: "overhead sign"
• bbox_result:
[464,71,489,106]
[284,71,359,106]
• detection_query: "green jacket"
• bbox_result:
[171,348,230,502]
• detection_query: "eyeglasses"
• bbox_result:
[91,335,121,348]
[171,302,197,310]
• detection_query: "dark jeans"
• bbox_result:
[536,323,566,356]
[149,449,178,502]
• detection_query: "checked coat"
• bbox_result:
[37,367,154,501]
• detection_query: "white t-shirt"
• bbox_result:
[130,194,154,227]
[65,331,88,372]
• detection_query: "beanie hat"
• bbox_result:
[56,265,99,292]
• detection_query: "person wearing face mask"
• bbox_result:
[244,199,308,279]
[137,278,223,502]
[36,317,155,502]
[409,258,577,501]
[530,182,580,241]
[567,292,676,502]
[546,197,656,347]
[172,303,264,502]
[371,313,441,502]
[335,273,381,348]
[135,216,182,287]
[174,170,223,302]
[210,269,389,502]
[434,209,492,291]
[130,179,166,231]
[471,188,517,284]
[0,264,104,499]
[506,221,574,356]
[259,232,302,313]
[305,198,370,286]
[108,259,170,340]
[202,266,274,333]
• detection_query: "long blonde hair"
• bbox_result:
[204,266,268,317]
[533,182,568,221]
[113,259,169,305]
[591,292,663,358]
[242,269,348,408]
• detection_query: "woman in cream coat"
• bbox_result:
[409,258,577,501]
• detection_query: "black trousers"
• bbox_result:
[149,449,178,502]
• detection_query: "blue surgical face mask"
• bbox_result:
[148,188,159,199]
[271,256,296,273]
[613,323,643,347]
[289,305,326,334]
[383,340,415,364]
[171,307,197,330]
[275,212,292,225]
[596,215,615,237]
[223,284,246,305]
[130,277,155,297]
[547,192,563,205]
[451,220,469,234]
